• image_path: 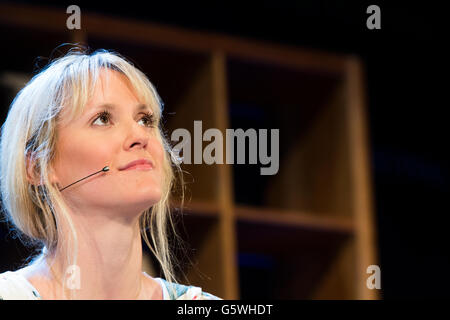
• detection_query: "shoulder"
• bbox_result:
[0,270,42,300]
[156,278,222,300]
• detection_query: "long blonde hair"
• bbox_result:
[0,48,184,298]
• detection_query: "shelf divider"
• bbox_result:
[235,205,354,235]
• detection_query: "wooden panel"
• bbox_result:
[236,205,354,233]
[0,3,346,73]
[311,237,357,299]
[211,51,239,299]
[345,56,380,300]
[71,29,87,45]
[165,57,221,203]
[169,52,239,299]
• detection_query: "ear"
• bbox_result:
[26,151,41,186]
[48,163,59,188]
[26,152,59,187]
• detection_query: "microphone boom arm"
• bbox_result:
[59,166,110,192]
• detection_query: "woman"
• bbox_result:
[0,48,220,300]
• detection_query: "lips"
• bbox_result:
[119,158,153,171]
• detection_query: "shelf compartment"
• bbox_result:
[227,57,352,218]
[236,209,353,299]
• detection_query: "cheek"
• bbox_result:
[53,132,112,184]
[148,138,166,173]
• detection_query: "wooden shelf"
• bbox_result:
[0,3,345,73]
[172,201,355,242]
[236,205,354,234]
[0,3,380,300]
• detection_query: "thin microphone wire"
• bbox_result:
[58,166,110,192]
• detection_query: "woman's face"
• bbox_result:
[51,69,165,217]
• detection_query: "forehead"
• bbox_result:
[58,68,155,126]
[89,69,140,103]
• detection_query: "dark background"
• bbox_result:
[2,1,448,298]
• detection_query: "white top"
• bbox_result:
[0,270,221,300]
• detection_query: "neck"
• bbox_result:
[37,212,147,299]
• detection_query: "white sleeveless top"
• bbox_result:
[0,270,220,300]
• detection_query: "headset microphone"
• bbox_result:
[59,166,110,192]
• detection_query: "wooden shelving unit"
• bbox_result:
[0,3,380,299]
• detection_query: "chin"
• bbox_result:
[122,192,163,218]
[141,187,163,206]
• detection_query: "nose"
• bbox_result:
[122,121,149,151]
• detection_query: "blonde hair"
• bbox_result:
[0,48,185,298]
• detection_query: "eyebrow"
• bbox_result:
[93,103,152,113]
